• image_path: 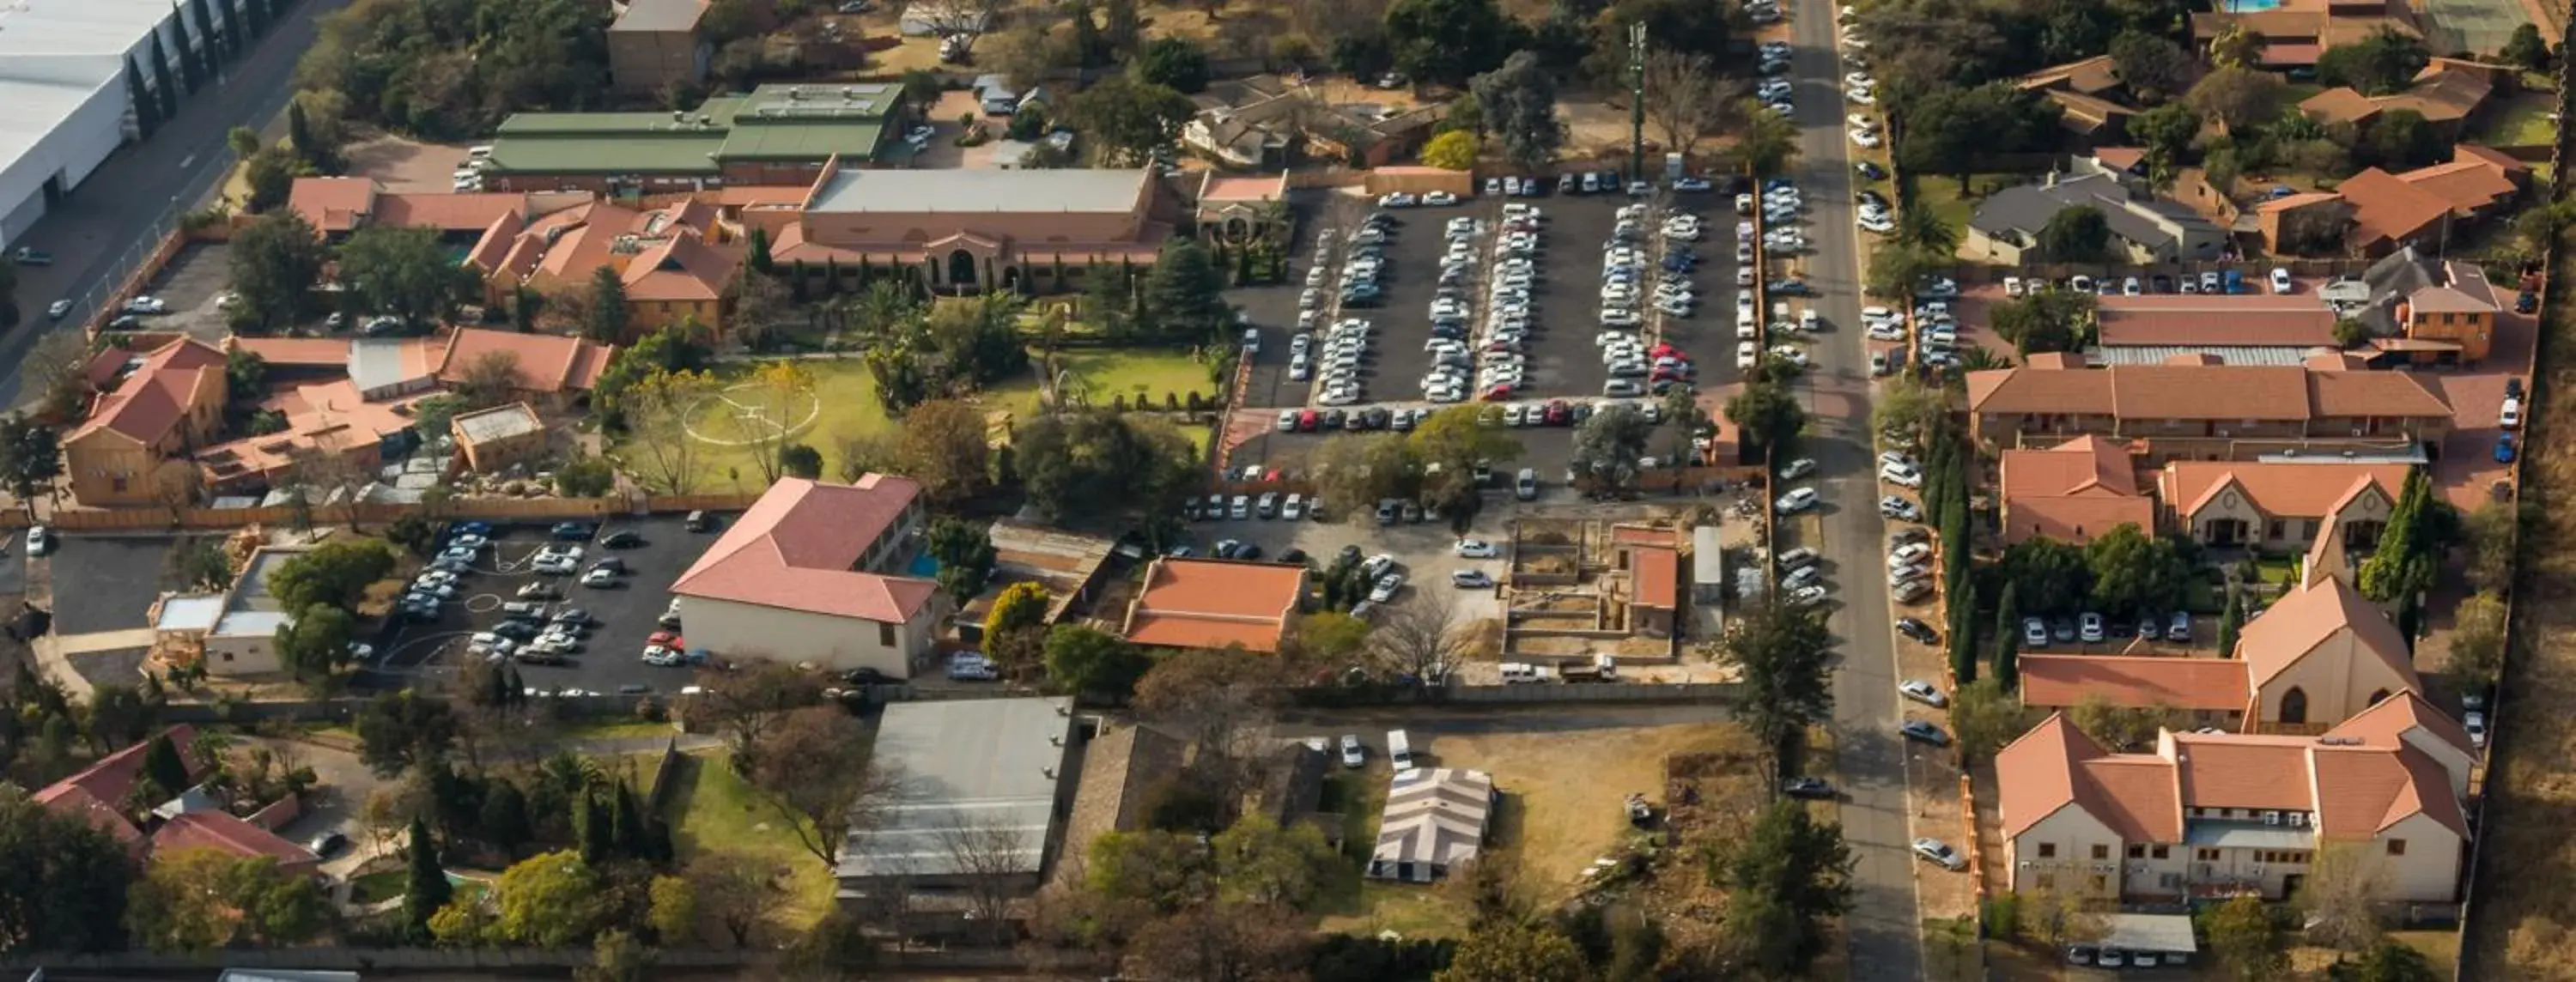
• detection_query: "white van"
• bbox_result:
[1387,730,1416,772]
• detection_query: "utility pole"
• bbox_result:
[1628,22,1647,185]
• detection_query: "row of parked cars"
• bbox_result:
[2005,268,2294,298]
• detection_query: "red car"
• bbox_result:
[647,631,684,648]
[1481,384,1516,401]
[1297,409,1320,432]
[1544,400,1571,425]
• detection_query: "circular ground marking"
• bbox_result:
[463,594,503,614]
[681,383,823,447]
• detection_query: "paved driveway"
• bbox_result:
[1768,1,1928,974]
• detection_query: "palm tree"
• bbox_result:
[1895,205,1957,255]
[1726,101,1801,177]
[852,280,920,344]
[1956,346,2010,372]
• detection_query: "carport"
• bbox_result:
[2099,913,2196,964]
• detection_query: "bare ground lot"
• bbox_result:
[342,135,476,194]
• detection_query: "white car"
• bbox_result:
[1890,542,1933,566]
[2270,267,2294,294]
[1774,487,1820,514]
[1899,679,1947,707]
[1913,838,1967,870]
[1849,128,1882,149]
[1845,88,1876,106]
[1769,345,1809,367]
[2464,711,2488,748]
[1737,341,1759,369]
[1423,191,1459,206]
[1455,538,1499,559]
[1879,462,1923,488]
[1780,458,1818,480]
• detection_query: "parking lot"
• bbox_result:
[1177,501,1519,628]
[48,535,175,635]
[358,514,729,697]
[119,241,234,342]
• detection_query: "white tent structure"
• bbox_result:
[1367,767,1496,882]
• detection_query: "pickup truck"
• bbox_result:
[1559,653,1621,683]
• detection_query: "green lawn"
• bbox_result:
[1906,173,2027,240]
[561,719,679,743]
[1315,772,1475,939]
[611,347,1218,493]
[348,870,405,906]
[658,752,836,933]
[2477,93,2561,149]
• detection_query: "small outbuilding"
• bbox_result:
[1367,767,1496,882]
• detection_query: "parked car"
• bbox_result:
[1900,719,1950,745]
[1783,777,1835,799]
[1899,679,1947,707]
[1340,734,1365,767]
[1911,837,1967,870]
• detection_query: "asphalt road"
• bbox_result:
[1766,1,1929,975]
[2,0,352,411]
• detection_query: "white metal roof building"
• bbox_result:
[0,0,226,246]
[836,696,1077,889]
[1368,767,1497,882]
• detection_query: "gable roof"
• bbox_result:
[2234,576,2418,692]
[2018,654,2253,712]
[149,810,320,869]
[434,327,614,393]
[2159,461,2410,520]
[1996,715,2182,842]
[2411,259,2500,313]
[1122,557,1307,652]
[2336,167,2456,248]
[1371,767,1495,872]
[620,232,739,302]
[1998,436,2154,544]
[2093,294,2340,348]
[1968,173,2219,252]
[286,177,379,234]
[35,725,200,844]
[671,475,938,622]
[2397,159,2519,215]
[2300,86,2384,125]
[1966,361,2449,422]
[2326,690,2476,759]
[67,338,227,447]
[2020,55,2124,95]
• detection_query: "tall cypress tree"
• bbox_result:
[2215,589,2245,658]
[401,817,452,939]
[1992,583,2020,691]
[287,100,315,163]
[1948,581,1979,685]
[125,56,160,136]
[745,226,774,274]
[143,733,190,795]
[147,33,179,119]
[186,0,223,68]
[242,0,270,39]
[169,17,204,94]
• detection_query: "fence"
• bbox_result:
[1292,681,1739,707]
[27,490,769,534]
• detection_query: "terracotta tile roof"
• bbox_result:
[2397,160,2518,214]
[2159,461,2409,520]
[2236,577,2418,692]
[2382,70,2492,122]
[287,177,380,234]
[1631,545,1679,609]
[2020,55,2124,94]
[2004,435,2138,496]
[620,232,740,302]
[2300,86,2383,125]
[68,338,228,447]
[2018,655,2253,712]
[2452,142,2528,173]
[149,810,320,870]
[35,724,199,843]
[2025,351,2087,369]
[2337,167,2455,248]
[714,185,815,207]
[1122,558,1307,652]
[465,210,527,273]
[228,336,349,367]
[2257,191,2347,214]
[2093,147,2148,172]
[1996,715,2183,842]
[373,192,529,232]
[33,785,143,847]
[2306,367,2451,418]
[1966,367,2117,415]
[2309,744,2467,838]
[434,327,616,393]
[2094,295,2340,347]
[2326,690,2476,758]
[196,380,427,486]
[671,475,937,622]
[2111,365,2312,420]
[2003,496,2158,544]
[2170,731,2319,811]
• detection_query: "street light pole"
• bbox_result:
[1627,22,1647,186]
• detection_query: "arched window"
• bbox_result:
[2280,687,2309,725]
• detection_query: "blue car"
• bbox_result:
[2495,433,2518,464]
[550,521,595,541]
[452,521,493,537]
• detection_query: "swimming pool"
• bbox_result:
[907,553,941,579]
[2223,0,2283,11]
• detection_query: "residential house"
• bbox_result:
[1048,722,1188,891]
[1183,76,1448,169]
[2349,249,2502,362]
[1121,557,1308,654]
[1191,172,1295,247]
[1963,355,2452,459]
[1369,767,1497,882]
[1963,171,2227,265]
[607,0,712,96]
[2091,295,2343,367]
[2019,56,2137,142]
[671,475,939,677]
[194,378,424,494]
[2264,147,2521,258]
[955,521,1120,643]
[1997,435,2157,545]
[2189,0,2421,72]
[2157,460,2409,549]
[284,177,568,243]
[34,724,320,874]
[748,160,1184,294]
[1996,695,2470,904]
[2297,59,2500,140]
[64,337,228,506]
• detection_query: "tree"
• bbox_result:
[1894,204,1959,256]
[724,360,817,487]
[1571,403,1653,497]
[2083,524,2192,618]
[2363,109,2443,169]
[1871,377,1947,453]
[1385,0,1515,85]
[1641,49,1741,158]
[468,850,605,948]
[449,349,526,409]
[2299,842,2390,954]
[1016,411,1202,525]
[1437,919,1589,982]
[2216,586,2245,658]
[2129,101,2202,164]
[619,370,715,494]
[2208,22,2263,69]
[2108,31,2190,101]
[480,779,532,856]
[337,225,467,326]
[2187,66,2288,133]
[1727,100,1801,176]
[927,518,996,603]
[647,874,698,944]
[2359,469,2434,603]
[126,849,332,950]
[356,689,460,777]
[228,209,326,330]
[1133,648,1283,798]
[1143,239,1229,341]
[0,785,134,954]
[1135,37,1211,93]
[1126,901,1316,980]
[2316,26,2428,95]
[2333,938,2443,982]
[887,398,992,506]
[1897,82,2061,183]
[1209,812,1341,908]
[584,265,629,342]
[1990,290,2097,355]
[579,929,655,982]
[242,147,298,214]
[1948,580,1980,685]
[2202,895,2288,982]
[144,732,191,797]
[1720,801,1854,975]
[269,538,395,611]
[2033,206,2116,264]
[1725,379,1804,452]
[1370,591,1470,680]
[402,817,451,940]
[2500,21,2553,71]
[746,706,902,868]
[1992,583,2021,689]
[2443,590,2506,694]
[2017,882,2106,951]
[277,604,356,693]
[1044,625,1151,701]
[1949,678,2027,763]
[1717,602,1834,781]
[1422,130,1479,170]
[1070,76,1196,166]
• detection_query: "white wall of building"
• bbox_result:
[0,0,212,248]
[677,597,938,677]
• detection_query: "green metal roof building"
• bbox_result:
[482,83,908,191]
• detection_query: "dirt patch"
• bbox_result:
[343,136,475,194]
[1432,723,1748,899]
